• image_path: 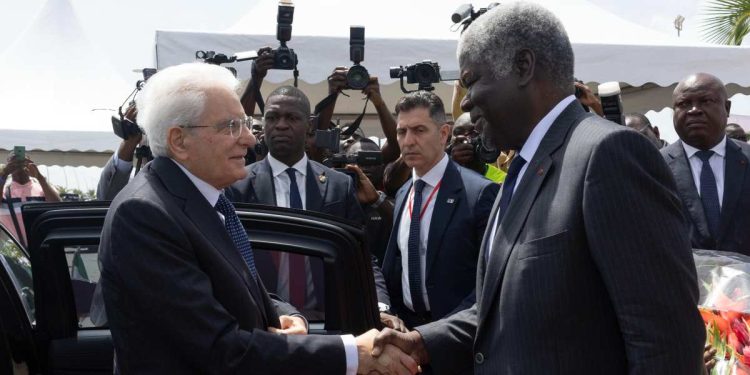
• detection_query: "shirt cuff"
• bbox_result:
[112,156,133,173]
[341,334,358,375]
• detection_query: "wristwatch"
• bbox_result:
[371,190,387,209]
[378,302,391,313]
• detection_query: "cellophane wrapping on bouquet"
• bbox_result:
[696,250,750,375]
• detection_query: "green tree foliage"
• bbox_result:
[703,0,750,45]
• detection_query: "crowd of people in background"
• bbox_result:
[2,1,750,373]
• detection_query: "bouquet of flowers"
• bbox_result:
[696,250,750,375]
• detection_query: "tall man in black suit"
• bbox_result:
[373,2,705,374]
[98,63,414,374]
[662,73,750,255]
[376,91,498,329]
[226,86,365,319]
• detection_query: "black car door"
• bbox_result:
[20,201,380,374]
[0,222,39,374]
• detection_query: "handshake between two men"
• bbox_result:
[355,328,427,375]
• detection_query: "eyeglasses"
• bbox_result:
[180,117,252,138]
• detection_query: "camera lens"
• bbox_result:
[415,64,437,84]
[389,67,403,79]
[347,65,370,90]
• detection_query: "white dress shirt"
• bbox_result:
[173,158,357,375]
[681,137,726,208]
[266,154,308,210]
[397,153,450,312]
[487,95,577,252]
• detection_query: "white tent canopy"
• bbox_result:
[0,0,132,132]
[156,0,750,87]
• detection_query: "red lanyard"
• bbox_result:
[408,180,442,221]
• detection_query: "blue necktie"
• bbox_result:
[408,179,427,313]
[696,150,721,239]
[497,155,527,226]
[215,194,258,279]
[286,168,303,209]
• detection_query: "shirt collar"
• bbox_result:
[518,95,577,163]
[681,136,727,159]
[412,153,449,188]
[170,159,222,207]
[267,153,308,178]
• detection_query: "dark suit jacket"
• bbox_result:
[99,157,345,374]
[661,139,750,255]
[226,158,365,225]
[226,157,367,313]
[378,160,498,321]
[416,102,705,374]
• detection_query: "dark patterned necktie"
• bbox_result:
[497,155,527,225]
[696,150,721,239]
[408,179,427,313]
[215,194,258,279]
[285,168,306,307]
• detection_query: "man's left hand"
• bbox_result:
[268,315,307,335]
[26,161,43,181]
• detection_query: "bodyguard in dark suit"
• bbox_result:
[226,86,365,319]
[376,91,498,329]
[373,3,705,374]
[662,73,750,256]
[98,63,413,374]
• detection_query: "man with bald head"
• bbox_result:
[726,123,748,142]
[662,73,750,256]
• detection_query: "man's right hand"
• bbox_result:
[252,47,274,79]
[356,329,419,374]
[327,67,349,94]
[372,328,430,368]
[118,133,143,162]
[450,138,475,167]
[1,158,23,179]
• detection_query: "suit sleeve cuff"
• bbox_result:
[341,334,358,375]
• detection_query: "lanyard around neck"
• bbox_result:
[407,180,442,221]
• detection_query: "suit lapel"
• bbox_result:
[476,187,503,295]
[666,142,712,242]
[306,162,327,212]
[152,158,266,320]
[478,103,582,324]
[425,161,462,276]
[719,140,747,240]
[252,159,277,205]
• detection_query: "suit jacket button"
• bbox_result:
[475,352,484,364]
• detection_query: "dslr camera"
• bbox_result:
[345,26,370,90]
[451,3,500,32]
[271,0,298,70]
[390,61,442,93]
[315,127,383,168]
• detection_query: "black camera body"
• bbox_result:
[452,3,500,32]
[325,150,383,168]
[346,26,370,90]
[390,60,442,93]
[271,1,299,71]
[447,135,501,165]
[111,116,142,140]
[271,46,298,70]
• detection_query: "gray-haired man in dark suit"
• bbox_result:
[373,2,705,374]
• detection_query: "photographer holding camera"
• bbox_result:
[240,47,275,117]
[448,113,505,183]
[97,104,143,200]
[1,151,61,245]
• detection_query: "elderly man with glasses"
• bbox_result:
[98,63,414,374]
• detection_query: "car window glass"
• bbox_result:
[0,228,34,325]
[64,245,99,328]
[253,249,326,323]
